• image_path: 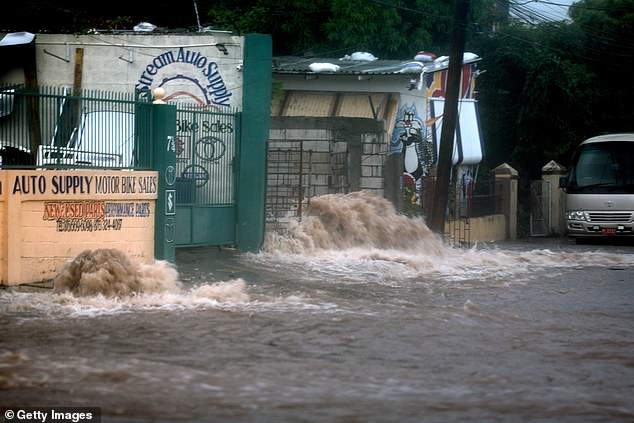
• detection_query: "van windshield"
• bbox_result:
[567,141,634,194]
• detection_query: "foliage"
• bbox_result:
[472,0,632,173]
[568,0,634,131]
[467,0,634,235]
[2,0,632,183]
[206,0,332,55]
[204,0,494,57]
[322,0,406,57]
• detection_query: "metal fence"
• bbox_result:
[265,134,501,248]
[0,84,148,169]
[530,180,550,236]
[266,145,305,229]
[420,174,500,247]
[174,104,238,206]
[329,150,350,193]
[266,140,352,231]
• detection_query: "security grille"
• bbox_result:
[588,212,633,223]
[530,180,551,236]
[267,140,353,231]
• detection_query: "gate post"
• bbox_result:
[236,34,272,251]
[150,92,177,262]
[492,163,518,240]
[541,160,566,235]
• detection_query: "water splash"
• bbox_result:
[53,248,181,297]
[3,192,634,318]
[264,191,445,254]
[0,248,252,317]
[1,247,339,318]
[258,191,634,283]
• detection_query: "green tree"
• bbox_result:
[473,23,596,177]
[206,0,331,55]
[322,0,406,57]
[472,0,633,181]
[569,0,634,131]
[469,0,633,235]
[205,0,494,58]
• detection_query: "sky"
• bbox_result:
[513,0,579,22]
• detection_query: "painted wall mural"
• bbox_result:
[390,101,435,204]
[390,63,480,206]
[425,64,477,99]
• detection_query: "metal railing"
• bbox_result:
[0,84,149,169]
[266,140,352,231]
[420,175,500,247]
[173,104,238,206]
[266,145,305,230]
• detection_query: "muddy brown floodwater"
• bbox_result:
[1,192,633,422]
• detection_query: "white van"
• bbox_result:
[560,133,634,239]
[37,110,135,168]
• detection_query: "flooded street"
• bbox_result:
[2,193,634,422]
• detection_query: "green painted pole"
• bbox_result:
[236,34,272,251]
[151,101,177,262]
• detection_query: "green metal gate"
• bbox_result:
[174,105,240,247]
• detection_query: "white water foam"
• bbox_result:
[0,248,254,318]
[1,280,252,318]
[252,244,634,287]
[1,247,337,317]
[3,192,633,317]
[257,191,634,284]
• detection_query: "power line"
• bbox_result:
[369,0,453,21]
[509,1,571,23]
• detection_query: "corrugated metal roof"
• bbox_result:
[273,56,413,75]
[273,54,481,76]
[272,91,395,118]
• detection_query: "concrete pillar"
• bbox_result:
[347,136,362,192]
[151,101,177,263]
[492,163,518,240]
[384,153,404,212]
[237,34,272,252]
[541,160,566,235]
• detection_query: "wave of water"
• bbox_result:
[258,191,634,283]
[2,192,633,318]
[263,191,445,253]
[0,247,251,318]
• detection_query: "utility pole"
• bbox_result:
[429,0,470,235]
[193,0,203,32]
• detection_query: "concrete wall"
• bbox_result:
[268,117,388,199]
[4,33,244,109]
[492,163,518,241]
[267,117,518,244]
[0,170,158,285]
[541,160,566,235]
[446,214,507,243]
